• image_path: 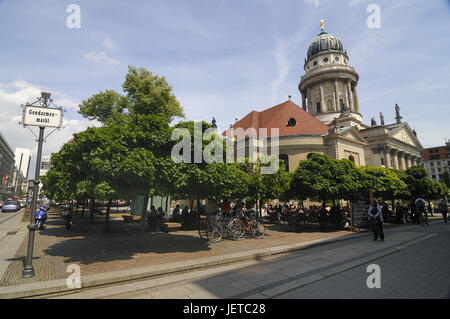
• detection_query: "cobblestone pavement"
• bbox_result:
[0,208,355,287]
[0,209,66,287]
[0,206,442,291]
[54,221,447,299]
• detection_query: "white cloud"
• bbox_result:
[269,30,310,105]
[84,51,119,64]
[0,80,101,178]
[270,41,291,104]
[304,0,363,9]
[349,0,363,7]
[304,0,320,8]
[102,37,115,50]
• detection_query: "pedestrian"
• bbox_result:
[395,202,402,224]
[438,198,448,223]
[402,203,408,224]
[368,198,384,241]
[415,198,428,226]
[428,202,434,217]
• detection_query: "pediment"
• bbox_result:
[389,124,423,149]
[330,126,367,145]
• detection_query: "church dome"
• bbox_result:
[307,30,344,60]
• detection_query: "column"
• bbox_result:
[319,81,325,113]
[392,149,399,170]
[332,85,337,111]
[353,84,360,113]
[405,154,412,169]
[334,79,339,111]
[344,81,350,110]
[416,157,423,166]
[306,88,311,113]
[347,80,354,111]
[384,146,392,168]
[398,151,406,170]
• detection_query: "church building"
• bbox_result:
[225,21,423,172]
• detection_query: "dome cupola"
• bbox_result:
[299,20,361,126]
[307,20,345,61]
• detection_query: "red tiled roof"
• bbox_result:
[223,100,329,139]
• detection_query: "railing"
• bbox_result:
[301,65,356,79]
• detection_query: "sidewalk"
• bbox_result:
[0,207,443,298]
[0,210,28,283]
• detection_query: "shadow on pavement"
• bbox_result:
[37,209,212,266]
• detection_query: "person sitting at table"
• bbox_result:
[157,207,168,232]
[172,204,181,223]
[181,206,190,228]
[146,206,158,232]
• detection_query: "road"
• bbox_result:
[0,209,27,281]
[53,219,450,299]
[276,222,450,299]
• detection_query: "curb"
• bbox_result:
[0,219,443,299]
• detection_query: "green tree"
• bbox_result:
[442,170,450,188]
[78,66,184,125]
[402,165,430,199]
[123,66,184,121]
[360,167,408,201]
[290,154,361,207]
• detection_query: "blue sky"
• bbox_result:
[1,0,450,177]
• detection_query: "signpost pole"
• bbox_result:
[20,91,62,278]
[22,126,45,278]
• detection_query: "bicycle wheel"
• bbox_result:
[229,218,245,240]
[251,220,265,239]
[206,222,223,243]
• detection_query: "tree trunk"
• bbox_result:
[258,199,262,219]
[81,199,85,219]
[141,194,149,220]
[90,198,95,223]
[105,199,112,232]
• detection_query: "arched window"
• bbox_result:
[316,102,321,113]
[327,100,333,111]
[279,154,289,172]
[340,99,345,111]
[349,155,355,163]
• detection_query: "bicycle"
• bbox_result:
[240,213,265,239]
[206,215,245,243]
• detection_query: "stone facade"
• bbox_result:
[228,22,423,173]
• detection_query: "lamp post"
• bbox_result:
[20,92,63,278]
[21,127,44,278]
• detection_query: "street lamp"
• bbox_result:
[20,92,63,278]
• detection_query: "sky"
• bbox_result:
[1,0,450,178]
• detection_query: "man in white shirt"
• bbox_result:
[368,198,384,241]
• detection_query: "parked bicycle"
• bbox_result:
[206,214,245,243]
[239,211,265,239]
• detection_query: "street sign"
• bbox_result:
[23,105,62,128]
